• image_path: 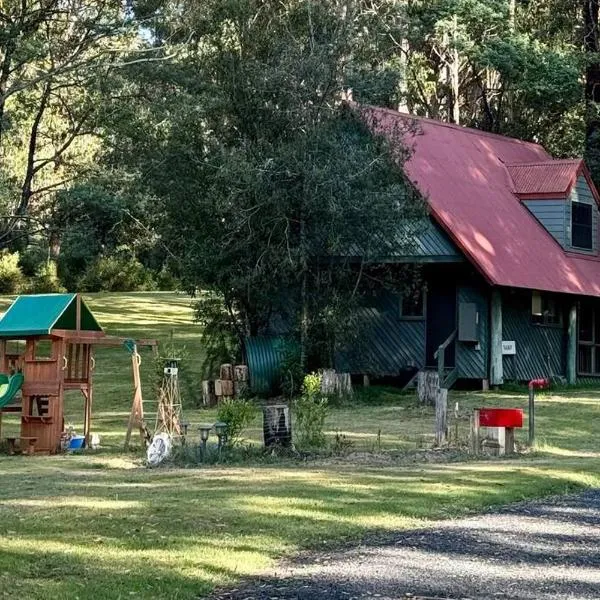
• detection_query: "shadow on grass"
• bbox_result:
[0,457,599,599]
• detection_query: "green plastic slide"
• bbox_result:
[0,372,24,410]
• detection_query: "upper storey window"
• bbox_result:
[572,201,593,250]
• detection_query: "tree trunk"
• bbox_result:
[262,403,291,447]
[584,0,600,184]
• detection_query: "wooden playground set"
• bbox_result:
[0,293,161,454]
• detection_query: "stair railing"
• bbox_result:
[434,329,458,384]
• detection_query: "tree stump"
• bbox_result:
[435,388,448,446]
[321,369,353,397]
[262,404,291,447]
[202,380,216,407]
[417,371,439,405]
[321,369,337,395]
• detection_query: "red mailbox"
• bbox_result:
[478,408,523,429]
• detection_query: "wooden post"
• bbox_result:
[417,371,439,405]
[76,294,81,331]
[124,346,145,450]
[567,302,577,385]
[471,408,480,455]
[490,288,503,386]
[505,427,515,455]
[528,385,535,447]
[434,388,448,446]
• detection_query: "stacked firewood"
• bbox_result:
[202,364,249,406]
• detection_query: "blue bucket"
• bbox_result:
[68,435,85,450]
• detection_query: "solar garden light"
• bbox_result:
[214,421,228,451]
[198,424,212,454]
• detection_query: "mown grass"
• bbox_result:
[0,292,599,599]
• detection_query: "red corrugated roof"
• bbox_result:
[506,160,581,197]
[361,105,600,297]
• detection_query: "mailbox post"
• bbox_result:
[528,378,549,447]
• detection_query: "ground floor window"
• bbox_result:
[578,301,600,375]
[531,291,561,326]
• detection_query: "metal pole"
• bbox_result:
[528,386,535,446]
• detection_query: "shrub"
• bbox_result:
[79,253,157,292]
[27,260,66,293]
[294,372,328,450]
[0,251,25,294]
[216,398,258,446]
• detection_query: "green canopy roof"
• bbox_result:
[0,294,103,338]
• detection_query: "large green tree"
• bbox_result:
[103,0,424,370]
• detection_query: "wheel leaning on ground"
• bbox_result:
[146,433,172,467]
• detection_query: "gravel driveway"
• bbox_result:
[212,489,600,600]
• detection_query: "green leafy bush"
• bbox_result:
[27,260,65,293]
[0,251,25,294]
[216,398,258,446]
[294,372,328,450]
[79,253,157,292]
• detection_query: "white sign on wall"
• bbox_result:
[502,341,516,355]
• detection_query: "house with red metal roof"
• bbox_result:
[336,106,600,387]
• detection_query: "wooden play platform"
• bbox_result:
[0,293,157,454]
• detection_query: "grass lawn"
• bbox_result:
[0,292,599,599]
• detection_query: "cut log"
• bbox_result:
[435,388,448,446]
[234,365,249,382]
[202,380,216,407]
[217,379,234,396]
[262,403,291,447]
[220,363,234,381]
[417,371,439,405]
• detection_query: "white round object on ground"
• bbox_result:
[147,433,172,467]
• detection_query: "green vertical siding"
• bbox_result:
[455,285,488,379]
[501,290,566,381]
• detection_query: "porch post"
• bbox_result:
[567,302,577,385]
[490,288,503,386]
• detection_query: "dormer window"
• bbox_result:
[572,201,593,250]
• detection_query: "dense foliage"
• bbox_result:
[2,0,600,370]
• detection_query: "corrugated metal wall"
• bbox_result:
[501,290,566,381]
[335,290,425,376]
[455,285,488,379]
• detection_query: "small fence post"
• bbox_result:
[528,385,535,447]
[435,388,448,446]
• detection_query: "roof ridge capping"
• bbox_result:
[505,159,582,167]
[359,104,546,148]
